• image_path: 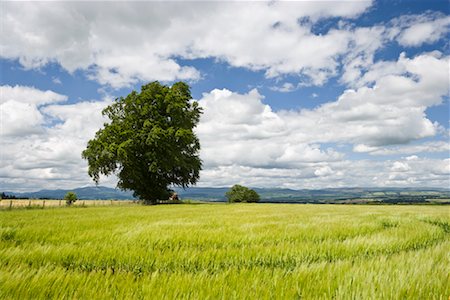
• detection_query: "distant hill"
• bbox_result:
[178,187,450,203]
[2,186,449,203]
[3,186,135,200]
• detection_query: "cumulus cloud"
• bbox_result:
[197,89,286,146]
[0,85,67,105]
[314,165,334,177]
[381,157,450,187]
[2,72,449,191]
[196,88,344,168]
[323,52,448,146]
[3,3,446,92]
[300,53,447,146]
[391,161,411,172]
[193,51,449,188]
[341,11,450,87]
[0,85,67,136]
[353,141,450,156]
[1,1,374,88]
[2,2,449,191]
[1,101,45,136]
[198,157,449,189]
[391,12,450,47]
[0,86,112,191]
[196,52,448,164]
[340,25,387,86]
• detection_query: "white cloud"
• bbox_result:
[193,51,449,188]
[354,141,450,156]
[197,88,345,169]
[296,53,448,146]
[270,82,296,93]
[340,25,387,86]
[0,86,112,191]
[341,11,450,87]
[351,51,448,93]
[0,85,67,137]
[392,12,450,47]
[380,157,450,187]
[314,165,334,177]
[2,3,450,191]
[1,1,374,88]
[1,101,44,136]
[391,161,411,172]
[196,52,448,167]
[52,77,62,84]
[0,85,67,105]
[198,157,449,189]
[1,76,449,191]
[405,155,419,161]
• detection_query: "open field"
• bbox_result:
[0,204,449,299]
[0,199,135,209]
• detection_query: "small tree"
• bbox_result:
[226,185,260,203]
[64,191,78,206]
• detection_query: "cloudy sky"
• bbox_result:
[1,0,449,192]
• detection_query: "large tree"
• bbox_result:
[82,81,202,204]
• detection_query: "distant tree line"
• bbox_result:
[0,193,20,200]
[0,193,63,200]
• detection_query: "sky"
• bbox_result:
[0,0,449,192]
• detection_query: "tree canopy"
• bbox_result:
[64,191,78,206]
[82,81,202,204]
[226,185,260,203]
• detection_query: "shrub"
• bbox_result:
[226,185,260,203]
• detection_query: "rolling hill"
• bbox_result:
[2,186,449,203]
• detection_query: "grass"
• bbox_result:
[0,199,135,209]
[0,204,449,299]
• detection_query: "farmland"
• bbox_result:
[0,199,135,209]
[0,204,449,299]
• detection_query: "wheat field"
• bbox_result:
[0,199,134,209]
[0,204,448,299]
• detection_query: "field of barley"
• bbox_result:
[0,199,134,209]
[0,203,448,299]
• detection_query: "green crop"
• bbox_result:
[0,204,448,299]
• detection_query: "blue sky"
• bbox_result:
[1,0,449,191]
